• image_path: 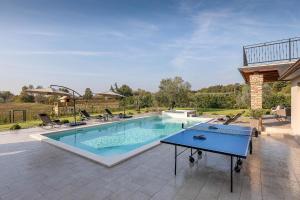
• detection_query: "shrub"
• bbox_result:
[10,124,21,130]
[226,113,234,118]
[249,109,264,119]
[196,108,204,115]
[193,93,236,109]
[61,119,69,124]
[263,94,290,109]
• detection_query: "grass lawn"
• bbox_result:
[202,108,248,116]
[0,107,252,132]
[0,116,82,132]
[175,107,249,116]
[0,108,158,132]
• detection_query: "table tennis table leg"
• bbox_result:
[174,145,177,176]
[231,156,233,192]
[250,139,253,154]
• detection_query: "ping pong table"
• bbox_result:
[160,123,255,192]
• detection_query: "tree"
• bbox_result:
[18,85,35,103]
[155,76,191,108]
[0,91,14,102]
[83,88,93,100]
[133,89,153,110]
[235,84,250,108]
[118,85,133,97]
[110,83,133,97]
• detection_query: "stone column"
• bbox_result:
[291,76,300,135]
[249,74,263,109]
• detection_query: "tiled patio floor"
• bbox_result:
[0,129,300,200]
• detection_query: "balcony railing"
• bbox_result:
[243,37,300,66]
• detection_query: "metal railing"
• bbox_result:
[243,37,300,66]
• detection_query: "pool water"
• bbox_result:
[46,115,205,157]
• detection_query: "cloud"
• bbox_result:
[130,20,159,32]
[167,0,300,69]
[19,31,62,37]
[170,9,233,67]
[0,50,116,56]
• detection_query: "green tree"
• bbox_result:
[0,91,14,102]
[235,84,250,108]
[272,81,289,93]
[18,85,35,103]
[155,76,191,108]
[111,83,133,97]
[83,88,93,100]
[133,89,153,110]
[193,93,236,109]
[118,85,133,97]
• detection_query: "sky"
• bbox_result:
[0,0,299,94]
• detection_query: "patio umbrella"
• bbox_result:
[26,86,80,125]
[95,91,126,115]
[50,85,82,126]
[25,88,71,96]
[95,91,125,98]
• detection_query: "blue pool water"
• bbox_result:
[46,115,206,157]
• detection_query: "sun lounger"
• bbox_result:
[80,110,104,120]
[104,108,119,120]
[223,111,245,125]
[38,113,62,128]
[274,107,291,121]
[118,113,133,119]
[69,121,87,127]
[105,109,133,120]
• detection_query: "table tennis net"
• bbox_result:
[185,124,253,136]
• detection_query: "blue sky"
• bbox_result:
[0,0,299,94]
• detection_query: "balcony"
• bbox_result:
[240,37,300,83]
[243,37,300,66]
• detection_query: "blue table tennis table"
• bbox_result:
[160,123,256,192]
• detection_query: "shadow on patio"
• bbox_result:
[262,116,292,135]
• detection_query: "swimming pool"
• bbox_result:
[36,115,212,166]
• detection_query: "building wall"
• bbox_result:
[291,75,300,135]
[249,74,264,109]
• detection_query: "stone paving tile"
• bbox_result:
[1,129,300,200]
[150,185,178,200]
[128,190,151,200]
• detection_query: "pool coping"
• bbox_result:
[30,115,214,167]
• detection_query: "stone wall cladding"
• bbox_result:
[250,74,264,109]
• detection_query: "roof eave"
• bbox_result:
[279,59,300,81]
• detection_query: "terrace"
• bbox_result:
[1,123,300,200]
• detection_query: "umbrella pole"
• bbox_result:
[73,91,76,124]
[123,97,125,116]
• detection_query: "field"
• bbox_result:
[0,101,120,124]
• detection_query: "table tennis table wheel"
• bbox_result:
[234,165,241,173]
[237,159,243,166]
[189,156,195,163]
[197,151,202,159]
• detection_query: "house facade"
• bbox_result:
[239,37,300,135]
